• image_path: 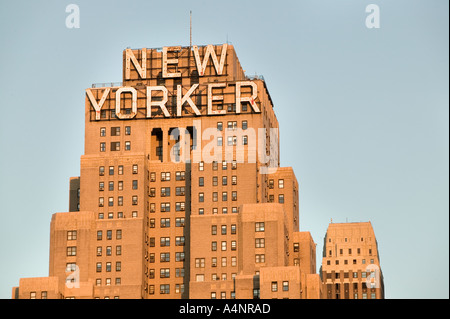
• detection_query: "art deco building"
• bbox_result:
[12,43,321,299]
[320,221,384,299]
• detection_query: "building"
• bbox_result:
[12,43,321,299]
[320,221,385,299]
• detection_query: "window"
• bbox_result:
[176,187,185,196]
[118,196,123,206]
[255,222,265,232]
[116,246,122,256]
[199,177,204,187]
[160,237,170,246]
[132,180,138,190]
[132,164,138,174]
[176,217,185,227]
[116,262,121,272]
[118,181,123,191]
[99,166,105,176]
[222,207,228,214]
[67,231,77,240]
[108,197,114,206]
[67,246,77,256]
[125,141,131,151]
[199,161,204,171]
[222,176,227,186]
[96,262,102,272]
[176,252,185,261]
[232,191,237,201]
[161,218,170,228]
[268,179,274,189]
[111,142,120,151]
[293,243,300,252]
[111,127,120,136]
[198,208,204,215]
[161,187,170,197]
[217,137,223,146]
[255,238,265,248]
[109,166,114,175]
[211,241,217,251]
[161,203,170,212]
[217,122,223,131]
[222,192,227,201]
[278,194,284,203]
[176,236,185,246]
[231,224,236,234]
[222,161,227,170]
[195,258,205,268]
[212,161,218,170]
[100,142,106,152]
[116,229,122,239]
[271,282,278,292]
[255,254,265,263]
[41,291,47,299]
[278,179,284,189]
[160,284,170,294]
[160,268,170,278]
[108,181,114,191]
[199,193,204,202]
[175,171,185,181]
[161,172,171,181]
[176,202,185,211]
[242,135,248,145]
[160,253,170,262]
[221,225,227,235]
[232,176,237,185]
[125,126,131,135]
[283,281,289,291]
[242,120,248,130]
[231,241,237,251]
[100,127,106,136]
[99,197,104,207]
[211,225,217,235]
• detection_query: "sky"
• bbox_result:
[0,0,448,299]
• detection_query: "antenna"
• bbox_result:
[190,10,192,48]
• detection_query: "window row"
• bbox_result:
[211,224,237,235]
[195,256,237,268]
[149,187,186,197]
[216,121,248,131]
[325,271,375,280]
[198,160,238,171]
[99,196,138,207]
[146,252,186,263]
[199,176,237,186]
[96,245,122,256]
[149,202,186,213]
[96,261,122,272]
[99,180,138,191]
[268,194,285,203]
[98,211,138,219]
[210,241,237,251]
[271,281,290,292]
[217,135,250,146]
[328,248,373,256]
[149,171,185,182]
[97,229,122,240]
[95,278,122,287]
[99,164,138,176]
[146,236,185,247]
[145,267,185,279]
[100,126,131,137]
[146,284,185,295]
[148,217,185,227]
[326,258,376,265]
[198,207,239,215]
[198,191,237,202]
[268,179,285,189]
[100,141,132,152]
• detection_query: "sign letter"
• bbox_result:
[236,81,259,114]
[162,46,181,78]
[177,84,200,117]
[115,87,137,119]
[193,44,227,76]
[125,49,147,79]
[147,86,169,117]
[86,88,110,120]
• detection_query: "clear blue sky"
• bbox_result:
[0,0,448,299]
